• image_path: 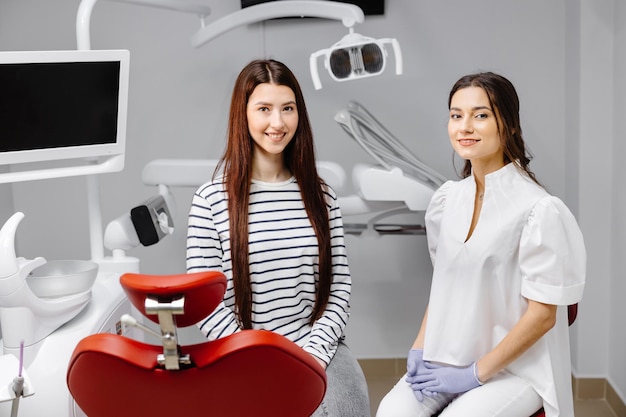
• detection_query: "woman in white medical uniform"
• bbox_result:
[376,72,585,417]
[187,59,370,417]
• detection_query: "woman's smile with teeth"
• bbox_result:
[459,138,480,145]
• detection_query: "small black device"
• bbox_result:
[130,195,173,246]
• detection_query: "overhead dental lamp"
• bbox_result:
[187,0,401,90]
[310,32,402,90]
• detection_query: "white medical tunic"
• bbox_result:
[423,162,585,417]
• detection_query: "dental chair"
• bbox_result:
[66,271,327,417]
[530,303,578,417]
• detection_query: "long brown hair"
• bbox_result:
[215,59,332,328]
[449,72,540,185]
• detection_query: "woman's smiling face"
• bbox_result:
[246,82,298,159]
[448,86,504,170]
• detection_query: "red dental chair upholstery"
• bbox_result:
[529,303,579,417]
[66,271,327,417]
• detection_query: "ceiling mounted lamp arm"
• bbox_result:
[106,0,211,15]
[76,0,98,50]
[190,0,365,48]
[77,0,212,50]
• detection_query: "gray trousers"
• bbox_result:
[310,341,371,417]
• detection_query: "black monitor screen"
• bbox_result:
[241,0,384,15]
[0,61,121,153]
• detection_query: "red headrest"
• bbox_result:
[120,271,226,327]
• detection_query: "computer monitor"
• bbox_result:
[241,0,385,15]
[0,49,130,182]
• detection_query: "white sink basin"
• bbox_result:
[27,260,99,298]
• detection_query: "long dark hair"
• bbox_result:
[215,59,332,328]
[449,72,540,185]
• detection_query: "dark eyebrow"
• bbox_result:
[449,106,492,112]
[251,100,297,107]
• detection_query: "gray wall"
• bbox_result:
[0,0,623,402]
[610,0,626,400]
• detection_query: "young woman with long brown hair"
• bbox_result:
[376,72,585,417]
[187,59,370,416]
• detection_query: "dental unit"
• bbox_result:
[0,1,418,416]
[335,100,447,213]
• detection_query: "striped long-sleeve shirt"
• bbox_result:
[186,176,351,364]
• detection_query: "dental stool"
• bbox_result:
[66,271,327,417]
[529,303,579,417]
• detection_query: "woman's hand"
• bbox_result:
[405,349,429,401]
[312,355,327,370]
[408,362,481,395]
[406,348,426,376]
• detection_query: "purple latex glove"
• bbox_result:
[406,349,425,376]
[409,361,482,395]
[405,349,431,402]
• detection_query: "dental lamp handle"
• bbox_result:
[309,50,326,90]
[391,38,403,75]
[378,38,403,75]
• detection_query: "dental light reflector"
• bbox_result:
[310,32,403,90]
[329,41,383,79]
